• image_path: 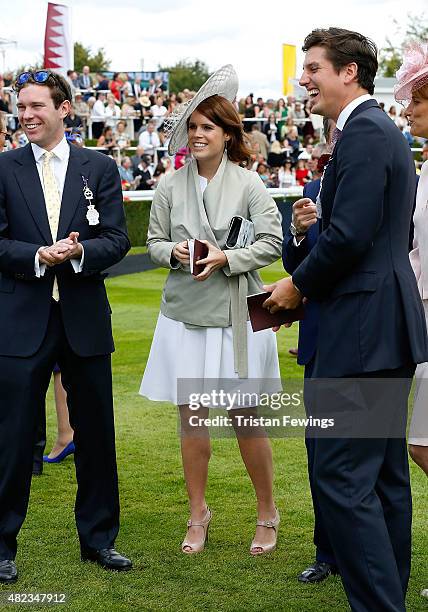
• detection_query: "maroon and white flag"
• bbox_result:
[44,2,73,75]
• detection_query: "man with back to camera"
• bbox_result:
[264,28,428,611]
[0,70,132,583]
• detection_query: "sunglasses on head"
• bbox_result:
[65,129,83,144]
[15,70,70,99]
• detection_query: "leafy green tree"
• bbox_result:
[158,59,210,93]
[378,40,402,77]
[378,13,428,77]
[74,42,110,73]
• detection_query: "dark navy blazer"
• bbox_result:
[283,179,320,366]
[292,100,428,377]
[0,143,130,358]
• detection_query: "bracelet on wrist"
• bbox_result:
[290,222,306,238]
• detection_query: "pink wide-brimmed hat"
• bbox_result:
[394,41,428,105]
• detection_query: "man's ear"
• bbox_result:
[343,62,359,85]
[60,100,72,119]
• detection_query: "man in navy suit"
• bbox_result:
[0,71,132,583]
[265,28,428,611]
[283,134,337,584]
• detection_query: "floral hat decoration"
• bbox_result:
[163,64,239,155]
[394,41,428,106]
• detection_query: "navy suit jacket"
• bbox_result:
[292,99,428,377]
[283,179,320,366]
[0,143,130,358]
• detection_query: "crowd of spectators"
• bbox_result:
[0,69,425,193]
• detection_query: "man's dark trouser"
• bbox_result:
[0,301,120,560]
[304,357,336,566]
[311,363,415,612]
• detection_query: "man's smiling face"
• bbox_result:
[17,84,69,150]
[299,46,348,120]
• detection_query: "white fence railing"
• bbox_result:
[122,187,303,202]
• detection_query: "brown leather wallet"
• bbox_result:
[192,239,209,276]
[247,291,305,332]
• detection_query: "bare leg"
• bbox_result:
[232,409,277,551]
[47,372,74,459]
[409,444,428,476]
[179,405,211,551]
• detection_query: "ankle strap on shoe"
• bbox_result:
[256,519,277,528]
[187,508,211,528]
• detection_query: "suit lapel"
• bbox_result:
[13,144,53,244]
[57,144,90,239]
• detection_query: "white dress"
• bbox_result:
[409,299,428,445]
[139,176,281,407]
[408,161,428,446]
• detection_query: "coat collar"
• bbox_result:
[13,143,90,244]
[189,153,228,247]
[344,99,380,128]
[328,100,380,166]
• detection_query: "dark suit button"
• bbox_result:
[15,273,25,280]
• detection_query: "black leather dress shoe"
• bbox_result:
[81,548,132,571]
[32,464,43,476]
[298,561,338,583]
[0,560,18,583]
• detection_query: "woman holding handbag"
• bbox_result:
[140,66,283,556]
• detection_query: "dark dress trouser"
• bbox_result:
[311,363,415,612]
[32,406,46,474]
[0,301,120,560]
[304,357,336,566]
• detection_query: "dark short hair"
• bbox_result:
[302,28,378,95]
[15,71,72,109]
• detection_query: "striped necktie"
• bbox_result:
[42,151,61,301]
[331,127,342,149]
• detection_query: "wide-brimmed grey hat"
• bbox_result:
[163,64,239,155]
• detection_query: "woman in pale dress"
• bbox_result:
[395,42,428,476]
[395,42,428,601]
[140,66,283,556]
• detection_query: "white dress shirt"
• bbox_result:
[138,129,160,153]
[91,99,106,122]
[335,94,372,131]
[32,137,84,277]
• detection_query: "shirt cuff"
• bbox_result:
[35,251,47,278]
[293,235,306,247]
[70,244,85,273]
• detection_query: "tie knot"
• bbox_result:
[43,151,54,164]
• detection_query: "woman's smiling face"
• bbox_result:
[187,110,229,163]
[405,84,428,139]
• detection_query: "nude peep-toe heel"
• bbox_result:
[181,507,212,554]
[250,508,280,556]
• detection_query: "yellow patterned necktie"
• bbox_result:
[42,151,60,301]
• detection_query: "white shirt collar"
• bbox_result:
[336,94,373,131]
[31,136,69,163]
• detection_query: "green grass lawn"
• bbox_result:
[3,261,427,612]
